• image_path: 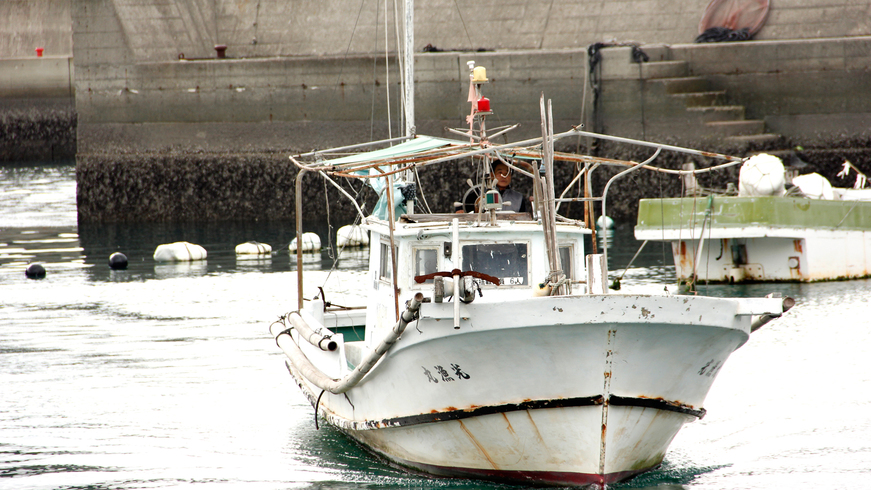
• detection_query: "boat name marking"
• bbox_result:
[698,359,723,377]
[422,363,471,383]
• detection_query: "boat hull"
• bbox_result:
[345,404,686,486]
[282,294,774,486]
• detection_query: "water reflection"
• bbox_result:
[0,162,77,228]
[597,226,615,249]
[1,220,372,282]
[0,226,87,273]
[154,261,210,279]
[235,256,273,271]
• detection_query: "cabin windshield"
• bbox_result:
[413,247,439,283]
[461,243,528,286]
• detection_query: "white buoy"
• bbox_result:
[235,241,272,255]
[792,172,834,200]
[596,215,615,229]
[289,233,322,253]
[153,241,208,262]
[336,225,369,248]
[738,153,786,197]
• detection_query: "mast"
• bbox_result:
[403,0,414,140]
[401,0,415,212]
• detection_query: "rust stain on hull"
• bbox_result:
[793,239,803,253]
[501,413,516,436]
[458,420,499,470]
[525,410,547,449]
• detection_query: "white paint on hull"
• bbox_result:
[655,230,871,282]
[349,406,604,475]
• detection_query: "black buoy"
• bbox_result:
[25,263,46,279]
[109,252,128,270]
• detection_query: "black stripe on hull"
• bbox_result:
[285,361,705,431]
[609,395,707,419]
[359,395,606,429]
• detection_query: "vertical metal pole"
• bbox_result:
[452,218,460,329]
[546,101,560,272]
[547,101,565,294]
[539,95,563,294]
[583,162,590,228]
[295,169,308,311]
[588,163,598,254]
[386,173,400,322]
[538,97,552,268]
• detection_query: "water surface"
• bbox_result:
[2,163,870,489]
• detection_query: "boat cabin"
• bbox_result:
[363,213,591,338]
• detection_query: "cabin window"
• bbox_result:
[461,243,528,286]
[559,245,574,280]
[413,247,439,283]
[379,242,393,281]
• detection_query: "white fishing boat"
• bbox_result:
[269,51,792,485]
[635,153,871,283]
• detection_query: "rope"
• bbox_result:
[548,276,571,295]
[658,166,667,271]
[610,240,648,290]
[413,166,433,213]
[338,0,367,106]
[319,176,367,290]
[634,45,648,140]
[451,0,475,51]
[705,195,713,289]
[324,177,334,260]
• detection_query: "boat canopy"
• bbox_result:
[322,136,466,166]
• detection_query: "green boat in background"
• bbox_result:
[635,155,871,283]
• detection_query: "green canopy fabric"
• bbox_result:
[322,136,463,166]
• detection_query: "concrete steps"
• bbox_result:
[723,133,783,146]
[640,61,691,79]
[655,76,710,94]
[706,120,766,137]
[686,105,746,122]
[672,91,727,107]
[642,59,781,147]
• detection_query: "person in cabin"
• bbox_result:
[490,161,532,213]
[456,160,533,213]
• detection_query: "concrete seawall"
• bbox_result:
[0,1,74,162]
[72,39,871,223]
[3,0,870,222]
[0,57,76,161]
